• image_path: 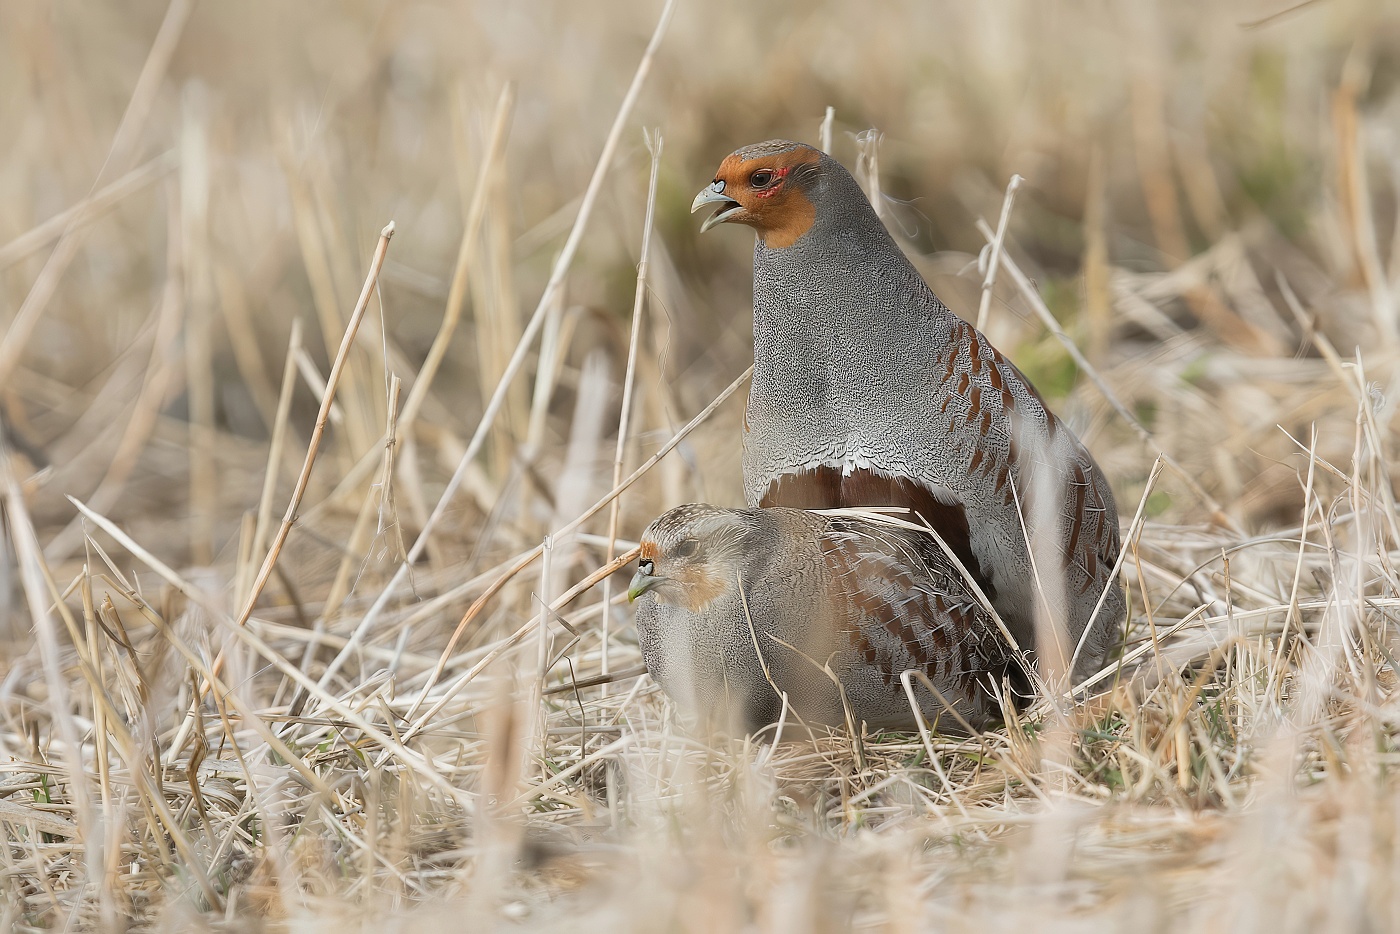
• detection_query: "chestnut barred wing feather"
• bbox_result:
[1059,450,1122,592]
[817,519,1007,706]
[761,465,997,603]
[633,504,1011,733]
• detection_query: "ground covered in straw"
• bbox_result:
[2,0,1400,930]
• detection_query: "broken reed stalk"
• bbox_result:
[600,129,664,679]
[229,222,396,635]
[315,0,678,693]
[974,173,1022,332]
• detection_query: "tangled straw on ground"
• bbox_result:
[2,0,1400,930]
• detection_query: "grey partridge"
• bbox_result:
[629,504,1010,734]
[691,139,1124,681]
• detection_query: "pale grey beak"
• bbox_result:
[691,181,742,233]
[628,569,664,603]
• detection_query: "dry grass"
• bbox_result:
[2,0,1400,929]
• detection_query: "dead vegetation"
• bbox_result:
[2,0,1400,929]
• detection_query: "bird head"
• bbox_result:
[628,505,753,611]
[691,140,823,249]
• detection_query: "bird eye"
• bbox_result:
[639,559,654,575]
[673,539,699,558]
[749,169,776,189]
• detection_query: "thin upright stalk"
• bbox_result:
[232,222,396,632]
[600,130,663,679]
[315,0,678,692]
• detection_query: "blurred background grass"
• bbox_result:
[5,0,1397,566]
[3,0,1400,928]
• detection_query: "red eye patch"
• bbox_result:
[754,165,790,199]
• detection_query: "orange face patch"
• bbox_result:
[711,147,821,249]
[672,564,730,613]
[639,540,659,561]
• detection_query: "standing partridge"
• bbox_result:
[692,139,1124,681]
[628,504,1010,733]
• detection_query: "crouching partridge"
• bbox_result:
[629,504,1011,734]
[692,139,1125,681]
